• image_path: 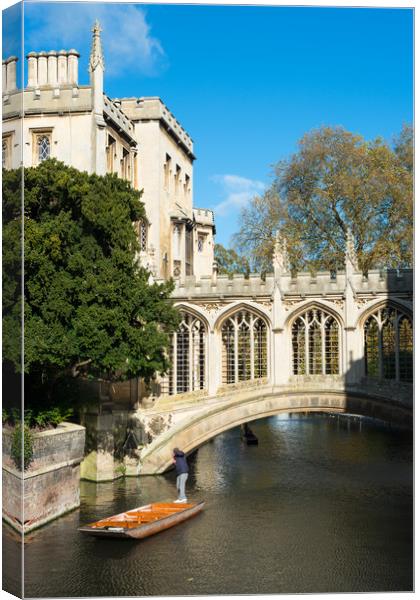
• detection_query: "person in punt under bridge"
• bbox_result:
[172,448,189,503]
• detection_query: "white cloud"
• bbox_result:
[212,174,266,216]
[25,4,166,77]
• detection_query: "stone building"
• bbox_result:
[2,21,215,281]
[2,23,413,481]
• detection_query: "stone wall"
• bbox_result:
[2,422,85,533]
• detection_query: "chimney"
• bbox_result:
[37,51,48,85]
[67,49,79,85]
[47,51,58,86]
[27,51,38,87]
[5,56,18,92]
[57,50,67,84]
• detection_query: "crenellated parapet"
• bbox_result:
[118,96,195,160]
[172,267,413,303]
[171,272,275,300]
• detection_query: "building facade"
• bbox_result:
[2,24,413,478]
[2,22,215,281]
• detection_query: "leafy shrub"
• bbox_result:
[33,407,73,429]
[3,406,73,430]
[11,424,33,470]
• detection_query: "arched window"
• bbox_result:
[292,308,340,375]
[364,307,412,382]
[221,310,268,384]
[168,311,207,395]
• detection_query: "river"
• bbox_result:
[3,413,413,596]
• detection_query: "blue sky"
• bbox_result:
[3,3,414,247]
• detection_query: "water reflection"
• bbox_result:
[2,414,413,596]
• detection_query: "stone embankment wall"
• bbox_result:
[2,422,85,533]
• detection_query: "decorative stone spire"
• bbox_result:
[89,20,105,72]
[345,228,359,272]
[273,231,289,275]
[89,20,106,175]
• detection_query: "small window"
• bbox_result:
[184,173,190,196]
[175,164,181,194]
[32,130,53,166]
[107,136,116,172]
[139,219,148,252]
[121,147,130,180]
[37,135,50,162]
[197,234,205,253]
[2,135,12,169]
[164,154,171,190]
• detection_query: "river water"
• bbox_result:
[3,413,413,596]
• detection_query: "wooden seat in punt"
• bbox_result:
[79,501,205,539]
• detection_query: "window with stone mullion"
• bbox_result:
[222,320,235,385]
[221,311,267,385]
[325,318,339,375]
[167,312,208,395]
[364,318,380,377]
[292,308,340,376]
[254,319,267,379]
[398,317,413,382]
[363,307,412,383]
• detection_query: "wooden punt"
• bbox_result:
[79,501,205,539]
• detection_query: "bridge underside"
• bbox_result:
[138,389,412,475]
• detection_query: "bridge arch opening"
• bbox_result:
[140,390,411,474]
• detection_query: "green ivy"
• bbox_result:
[11,424,33,470]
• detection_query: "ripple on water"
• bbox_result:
[3,414,413,596]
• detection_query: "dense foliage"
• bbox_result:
[234,125,413,273]
[3,160,180,404]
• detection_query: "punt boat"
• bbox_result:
[79,501,205,539]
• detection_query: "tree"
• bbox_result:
[234,125,413,273]
[3,160,180,402]
[214,243,250,276]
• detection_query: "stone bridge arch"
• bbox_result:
[138,386,412,474]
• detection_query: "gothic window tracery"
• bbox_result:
[364,307,412,382]
[221,310,268,385]
[291,308,340,375]
[37,134,50,162]
[167,311,207,395]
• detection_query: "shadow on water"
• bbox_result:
[3,412,413,597]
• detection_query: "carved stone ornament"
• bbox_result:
[325,298,345,309]
[89,20,105,72]
[256,300,273,308]
[199,302,226,315]
[282,298,302,311]
[356,297,371,307]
